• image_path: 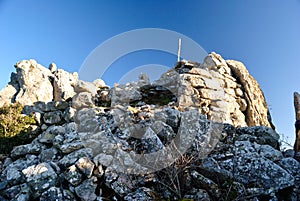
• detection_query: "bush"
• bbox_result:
[0,103,36,154]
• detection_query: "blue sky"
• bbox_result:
[0,0,300,146]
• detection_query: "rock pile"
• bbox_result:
[0,53,298,201]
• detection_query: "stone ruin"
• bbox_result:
[0,52,299,201]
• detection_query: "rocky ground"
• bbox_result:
[0,53,299,200]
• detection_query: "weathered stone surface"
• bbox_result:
[76,157,95,178]
[53,69,78,101]
[137,73,150,87]
[0,60,53,107]
[184,188,211,201]
[218,141,294,191]
[43,110,63,125]
[40,187,76,201]
[75,80,97,95]
[48,63,57,73]
[236,126,280,148]
[93,79,106,89]
[110,83,142,106]
[0,53,297,200]
[191,170,221,198]
[226,58,273,128]
[123,187,156,201]
[75,178,97,201]
[10,142,45,158]
[72,92,95,109]
[22,163,58,198]
[64,165,83,186]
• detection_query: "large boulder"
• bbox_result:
[0,59,53,107]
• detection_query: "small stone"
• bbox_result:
[64,165,83,186]
[63,107,76,122]
[6,168,24,185]
[283,149,295,158]
[43,111,63,125]
[76,157,95,178]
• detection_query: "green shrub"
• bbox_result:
[0,103,36,154]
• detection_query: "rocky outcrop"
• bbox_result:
[0,53,291,201]
[154,52,273,128]
[0,100,298,200]
[0,59,90,107]
[0,60,53,106]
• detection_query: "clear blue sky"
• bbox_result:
[1,0,300,146]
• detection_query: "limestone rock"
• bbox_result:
[72,92,95,109]
[0,60,53,107]
[76,157,95,178]
[74,178,97,201]
[48,63,57,73]
[40,187,76,201]
[43,111,63,125]
[226,59,273,128]
[53,69,78,101]
[93,79,106,89]
[74,80,97,95]
[22,163,58,198]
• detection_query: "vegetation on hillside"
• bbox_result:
[0,103,36,154]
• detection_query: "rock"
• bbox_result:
[283,149,295,158]
[218,141,294,191]
[93,79,106,89]
[0,53,296,200]
[6,168,24,185]
[191,170,222,198]
[72,92,95,109]
[226,58,273,128]
[43,111,63,125]
[22,163,58,198]
[53,69,78,101]
[59,141,83,154]
[1,183,30,200]
[76,157,95,178]
[75,178,97,201]
[10,142,45,158]
[75,80,97,95]
[64,165,83,186]
[39,148,59,162]
[137,73,150,87]
[105,167,137,196]
[123,187,156,201]
[58,148,93,168]
[48,63,57,73]
[255,143,283,162]
[236,126,280,148]
[0,59,53,107]
[110,84,142,106]
[294,92,300,152]
[40,187,76,201]
[63,107,76,122]
[183,188,211,201]
[277,157,300,176]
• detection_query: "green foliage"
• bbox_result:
[0,103,36,154]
